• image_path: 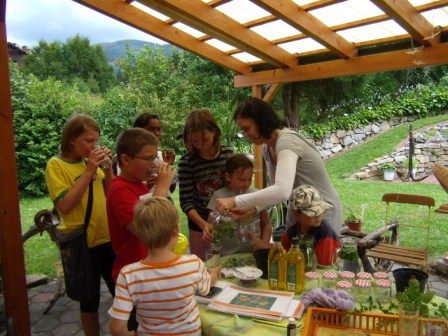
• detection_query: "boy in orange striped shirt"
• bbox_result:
[109,197,221,336]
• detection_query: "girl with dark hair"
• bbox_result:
[216,97,343,234]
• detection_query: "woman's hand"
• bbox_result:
[215,197,236,213]
[229,207,257,220]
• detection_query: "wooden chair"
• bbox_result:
[365,193,435,272]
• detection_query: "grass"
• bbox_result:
[20,114,448,277]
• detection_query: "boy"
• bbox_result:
[107,127,176,281]
[109,197,221,336]
[107,128,176,331]
[250,185,340,267]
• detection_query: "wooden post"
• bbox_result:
[251,86,264,189]
[0,0,32,334]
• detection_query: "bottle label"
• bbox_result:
[286,263,297,290]
[269,260,279,283]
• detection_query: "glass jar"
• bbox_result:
[336,280,353,293]
[356,272,373,281]
[305,271,319,291]
[354,279,372,303]
[322,271,337,289]
[373,271,389,281]
[338,271,355,284]
[375,279,392,303]
[299,234,317,272]
[334,237,361,273]
[209,210,236,248]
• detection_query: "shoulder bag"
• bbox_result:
[58,179,96,301]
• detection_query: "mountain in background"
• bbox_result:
[98,39,176,63]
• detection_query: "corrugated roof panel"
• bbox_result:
[250,20,302,41]
[337,21,408,43]
[216,0,269,24]
[310,0,384,27]
[172,22,206,38]
[278,38,325,54]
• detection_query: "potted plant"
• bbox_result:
[401,158,417,175]
[379,163,397,181]
[344,207,362,232]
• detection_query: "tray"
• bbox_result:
[302,307,447,336]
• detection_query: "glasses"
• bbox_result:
[134,156,157,165]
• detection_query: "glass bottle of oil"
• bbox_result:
[268,232,286,290]
[285,236,305,294]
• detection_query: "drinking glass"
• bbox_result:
[399,303,419,336]
[151,158,162,177]
[205,248,221,268]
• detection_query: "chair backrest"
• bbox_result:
[382,193,435,250]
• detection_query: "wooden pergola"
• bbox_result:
[1,0,448,334]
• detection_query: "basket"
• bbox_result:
[302,307,447,336]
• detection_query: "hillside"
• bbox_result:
[98,39,176,63]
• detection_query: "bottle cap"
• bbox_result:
[272,231,282,242]
[291,236,299,244]
[289,317,295,323]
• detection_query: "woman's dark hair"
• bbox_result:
[233,97,281,138]
[224,153,254,175]
[133,113,160,128]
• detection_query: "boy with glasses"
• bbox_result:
[106,127,176,331]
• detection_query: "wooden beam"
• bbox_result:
[371,0,440,46]
[251,87,264,189]
[253,0,357,59]
[234,42,448,87]
[74,0,251,74]
[0,0,31,333]
[263,83,282,103]
[144,0,297,68]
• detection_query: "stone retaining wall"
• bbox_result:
[305,116,448,181]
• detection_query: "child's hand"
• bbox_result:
[209,265,222,285]
[202,224,213,242]
[215,197,236,213]
[162,149,176,165]
[248,231,272,251]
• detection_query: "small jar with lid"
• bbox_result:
[338,271,355,284]
[375,279,392,303]
[354,279,372,303]
[356,272,373,282]
[305,271,320,291]
[373,271,389,281]
[322,271,337,289]
[336,280,353,293]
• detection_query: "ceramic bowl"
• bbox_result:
[233,267,263,287]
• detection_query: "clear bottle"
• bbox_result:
[285,236,305,294]
[268,232,286,290]
[286,317,297,336]
[298,234,317,272]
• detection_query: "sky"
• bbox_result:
[6,0,166,48]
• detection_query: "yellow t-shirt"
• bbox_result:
[45,157,110,248]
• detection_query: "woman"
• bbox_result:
[216,97,342,234]
[45,114,115,336]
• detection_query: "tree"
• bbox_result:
[22,35,115,93]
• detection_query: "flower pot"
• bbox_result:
[383,170,395,181]
[345,220,362,232]
[392,268,428,293]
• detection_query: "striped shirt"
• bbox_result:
[178,146,233,231]
[109,254,211,335]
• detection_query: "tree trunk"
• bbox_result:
[282,83,300,129]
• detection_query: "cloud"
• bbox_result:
[6,0,165,47]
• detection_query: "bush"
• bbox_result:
[11,64,89,196]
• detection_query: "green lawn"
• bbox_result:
[20,115,448,277]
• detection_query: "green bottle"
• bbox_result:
[268,232,286,290]
[285,236,305,294]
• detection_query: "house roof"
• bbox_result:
[75,0,448,88]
